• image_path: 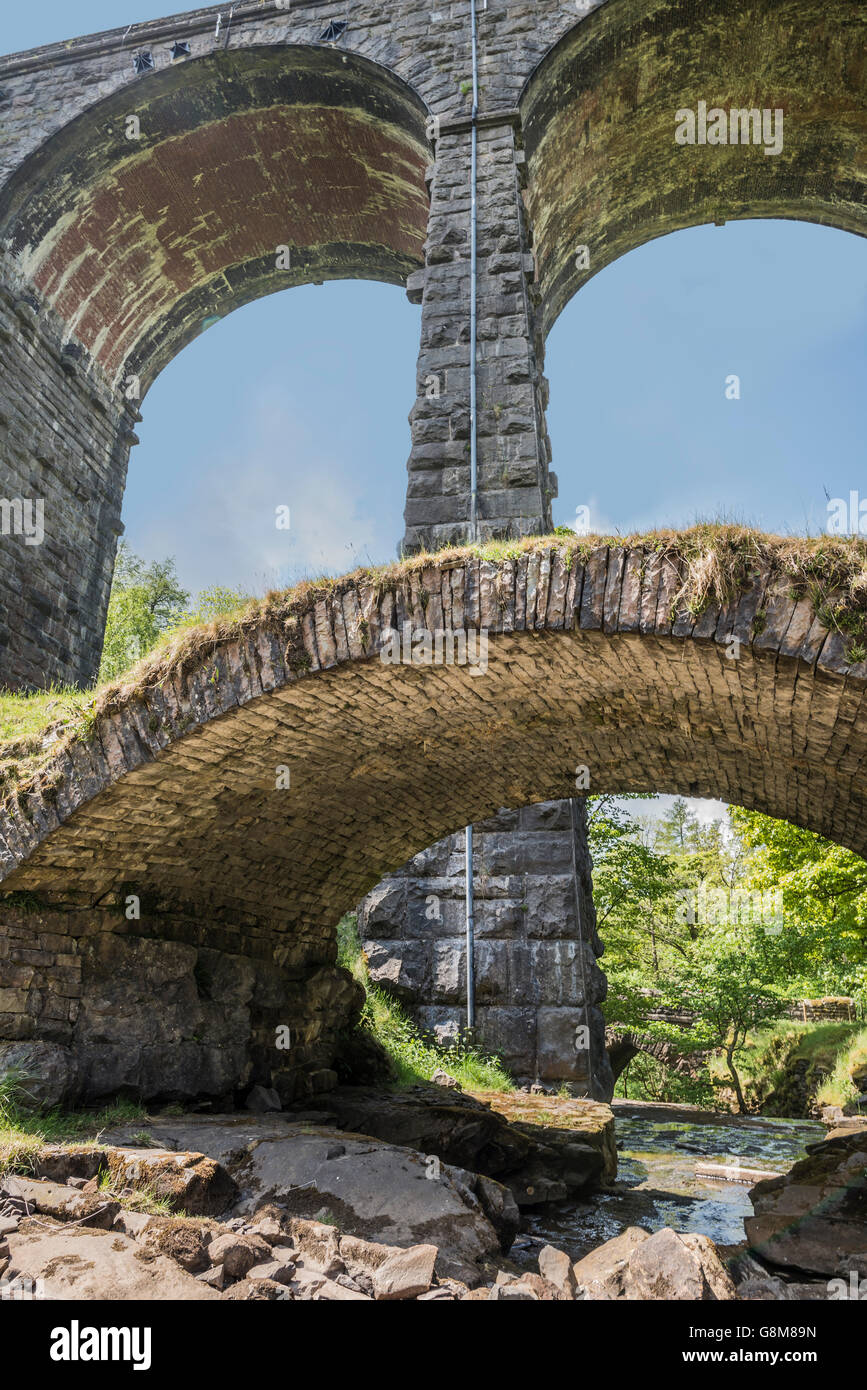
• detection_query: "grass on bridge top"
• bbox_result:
[2,524,867,806]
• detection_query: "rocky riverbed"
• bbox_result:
[1,1089,863,1301]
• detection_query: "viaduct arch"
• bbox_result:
[1,537,866,1103]
[0,0,864,692]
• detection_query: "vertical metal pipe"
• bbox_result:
[465,824,476,1033]
[569,796,593,1097]
[463,0,481,1039]
[468,0,479,541]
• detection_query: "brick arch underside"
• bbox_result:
[520,0,867,332]
[1,545,866,1103]
[0,44,430,389]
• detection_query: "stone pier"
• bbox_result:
[359,798,614,1098]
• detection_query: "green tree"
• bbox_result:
[171,584,250,630]
[99,543,189,683]
[729,807,867,998]
[668,934,784,1112]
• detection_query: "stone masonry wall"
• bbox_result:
[2,0,864,686]
[0,897,361,1106]
[0,249,136,689]
[359,798,614,1099]
[404,120,553,553]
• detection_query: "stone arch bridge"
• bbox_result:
[0,0,864,690]
[2,538,866,1104]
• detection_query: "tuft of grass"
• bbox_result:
[0,1065,39,1125]
[129,1130,160,1148]
[0,1094,149,1180]
[97,1169,182,1217]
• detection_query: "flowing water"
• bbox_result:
[513,1105,825,1267]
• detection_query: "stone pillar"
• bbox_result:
[0,250,135,690]
[392,109,609,1099]
[358,799,614,1101]
[402,119,554,553]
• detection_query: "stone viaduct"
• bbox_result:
[0,1,865,1106]
[0,0,864,689]
[2,537,867,1104]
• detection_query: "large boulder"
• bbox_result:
[573,1226,736,1300]
[103,1147,237,1216]
[100,1113,504,1283]
[294,1084,616,1204]
[745,1127,867,1275]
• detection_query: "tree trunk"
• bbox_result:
[725,1045,748,1114]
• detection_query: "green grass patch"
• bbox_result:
[96,1169,184,1218]
[0,1072,148,1180]
[337,914,513,1092]
[815,1026,867,1109]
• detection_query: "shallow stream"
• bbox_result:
[514,1107,824,1266]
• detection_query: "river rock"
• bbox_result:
[728,1252,793,1301]
[572,1226,650,1297]
[208,1232,272,1278]
[431,1069,461,1090]
[372,1242,438,1300]
[246,1257,295,1285]
[626,1229,737,1300]
[223,1276,290,1300]
[292,1084,616,1204]
[573,1226,735,1300]
[245,1085,282,1113]
[538,1243,576,1298]
[4,1225,220,1300]
[2,1176,118,1229]
[138,1218,212,1273]
[745,1128,867,1275]
[104,1146,237,1216]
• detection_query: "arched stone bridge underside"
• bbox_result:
[521,0,867,330]
[2,539,866,1103]
[0,44,430,390]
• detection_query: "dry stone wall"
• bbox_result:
[0,896,361,1108]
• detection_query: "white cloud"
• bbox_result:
[131,386,397,597]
